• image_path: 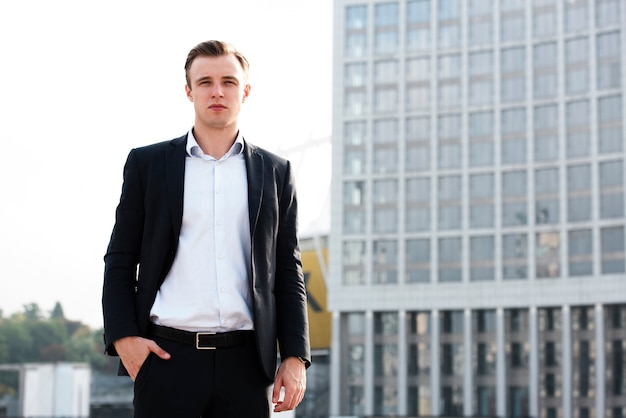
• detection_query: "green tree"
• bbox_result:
[0,324,8,363]
[0,319,34,362]
[22,303,43,321]
[50,301,65,320]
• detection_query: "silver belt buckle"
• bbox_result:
[196,332,217,350]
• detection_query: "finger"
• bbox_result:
[271,377,283,403]
[148,341,171,360]
[281,387,296,410]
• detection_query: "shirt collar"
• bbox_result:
[186,128,245,160]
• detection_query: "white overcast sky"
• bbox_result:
[0,0,333,328]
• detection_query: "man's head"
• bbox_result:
[184,40,251,134]
[184,40,250,88]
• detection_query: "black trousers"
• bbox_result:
[133,334,272,418]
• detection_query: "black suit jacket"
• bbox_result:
[102,134,310,381]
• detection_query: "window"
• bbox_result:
[470,51,493,76]
[502,171,527,226]
[566,38,589,94]
[600,226,625,274]
[346,5,367,29]
[469,79,494,106]
[534,104,559,162]
[406,239,431,283]
[439,24,460,49]
[343,241,366,285]
[534,7,556,38]
[374,119,399,144]
[439,175,462,230]
[373,240,398,284]
[407,0,430,24]
[407,178,431,231]
[501,14,524,43]
[470,173,495,228]
[375,3,399,27]
[469,0,491,16]
[596,0,621,27]
[439,83,461,109]
[566,100,590,158]
[567,164,592,222]
[345,63,367,87]
[535,168,559,225]
[565,0,588,33]
[344,121,366,146]
[536,232,560,278]
[599,160,624,219]
[439,237,462,282]
[344,149,366,175]
[471,236,495,281]
[407,117,431,173]
[345,90,367,116]
[407,27,431,51]
[534,43,557,99]
[469,19,493,46]
[502,108,526,164]
[407,85,430,111]
[374,28,398,55]
[439,0,460,20]
[374,180,398,233]
[344,181,366,234]
[501,47,526,102]
[375,60,398,84]
[375,87,398,113]
[406,58,430,82]
[439,54,461,78]
[346,33,368,58]
[470,111,494,167]
[569,229,593,276]
[597,31,622,90]
[598,95,623,154]
[503,233,527,279]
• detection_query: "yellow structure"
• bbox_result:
[300,236,331,350]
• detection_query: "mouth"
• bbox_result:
[209,104,226,110]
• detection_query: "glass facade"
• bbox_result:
[407,311,431,416]
[331,0,626,416]
[440,310,464,416]
[539,307,563,418]
[473,310,497,417]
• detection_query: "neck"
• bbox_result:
[193,123,239,159]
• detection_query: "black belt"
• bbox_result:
[148,324,255,350]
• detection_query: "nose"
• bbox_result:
[211,84,224,98]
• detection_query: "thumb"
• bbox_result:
[148,341,171,360]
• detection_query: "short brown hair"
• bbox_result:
[184,40,250,87]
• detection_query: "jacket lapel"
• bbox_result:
[243,140,264,238]
[165,134,187,244]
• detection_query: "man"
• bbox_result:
[102,40,310,417]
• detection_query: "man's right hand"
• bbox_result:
[113,336,171,381]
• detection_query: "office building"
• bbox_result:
[328,0,626,416]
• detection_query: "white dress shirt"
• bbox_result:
[149,129,254,332]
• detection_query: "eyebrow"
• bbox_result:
[195,75,240,84]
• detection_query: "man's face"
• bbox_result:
[185,54,250,131]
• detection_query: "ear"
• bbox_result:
[243,84,251,102]
[185,84,193,102]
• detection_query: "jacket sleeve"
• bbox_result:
[102,149,145,355]
[274,161,311,367]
